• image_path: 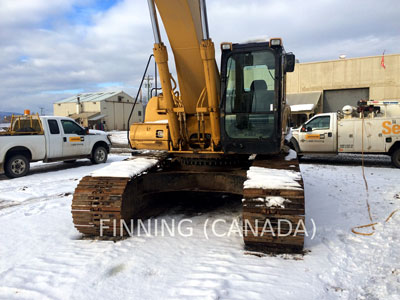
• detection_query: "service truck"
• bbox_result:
[0,113,112,178]
[290,100,400,168]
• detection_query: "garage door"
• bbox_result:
[323,88,369,113]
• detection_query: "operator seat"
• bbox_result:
[250,80,274,112]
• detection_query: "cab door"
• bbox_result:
[46,119,63,159]
[60,119,89,157]
[298,115,335,152]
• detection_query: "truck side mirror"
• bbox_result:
[300,126,306,132]
[84,127,89,134]
[306,126,312,132]
[285,53,295,73]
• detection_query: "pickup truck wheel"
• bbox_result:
[392,148,400,168]
[5,155,30,178]
[290,137,303,159]
[91,146,108,164]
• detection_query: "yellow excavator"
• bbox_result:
[72,0,305,253]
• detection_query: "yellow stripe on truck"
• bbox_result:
[305,134,320,140]
[69,137,81,142]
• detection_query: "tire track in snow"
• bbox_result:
[167,247,300,300]
[0,240,115,300]
[302,164,400,299]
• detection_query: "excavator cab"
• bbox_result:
[220,40,295,155]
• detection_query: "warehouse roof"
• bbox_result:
[55,91,122,104]
[69,112,100,120]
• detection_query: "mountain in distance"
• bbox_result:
[0,111,22,123]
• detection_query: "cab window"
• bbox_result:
[61,120,84,135]
[48,120,60,134]
[306,116,330,131]
[224,50,276,139]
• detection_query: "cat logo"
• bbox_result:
[69,137,84,142]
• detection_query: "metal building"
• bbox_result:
[53,91,143,131]
[286,53,400,125]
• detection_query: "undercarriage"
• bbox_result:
[72,152,305,254]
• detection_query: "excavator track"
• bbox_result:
[242,155,305,254]
[71,154,167,237]
[72,176,129,236]
[72,152,305,254]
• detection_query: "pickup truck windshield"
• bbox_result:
[224,50,276,139]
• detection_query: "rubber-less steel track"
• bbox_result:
[72,176,130,236]
[242,155,305,253]
[72,153,305,254]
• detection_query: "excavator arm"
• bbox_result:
[136,0,220,150]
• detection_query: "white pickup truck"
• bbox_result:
[290,101,400,168]
[0,115,112,178]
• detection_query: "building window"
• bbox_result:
[118,96,123,102]
[138,111,142,116]
[58,104,61,106]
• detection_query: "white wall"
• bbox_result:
[54,92,144,130]
[101,101,143,130]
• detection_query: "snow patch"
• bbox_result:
[290,104,315,112]
[285,127,293,142]
[254,196,291,208]
[109,131,128,145]
[91,157,159,178]
[89,129,107,135]
[244,166,302,190]
[1,160,400,299]
[285,149,298,161]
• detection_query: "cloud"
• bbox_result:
[0,0,399,113]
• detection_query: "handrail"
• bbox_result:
[127,54,155,148]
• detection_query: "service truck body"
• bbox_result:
[291,101,400,167]
[0,116,112,177]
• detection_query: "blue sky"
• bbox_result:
[0,0,399,115]
[65,0,121,26]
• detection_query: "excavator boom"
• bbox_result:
[154,0,206,114]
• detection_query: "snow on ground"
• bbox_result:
[0,158,399,299]
[0,155,129,206]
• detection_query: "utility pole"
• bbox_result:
[144,75,153,104]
